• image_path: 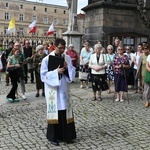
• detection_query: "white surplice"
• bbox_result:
[40,51,76,124]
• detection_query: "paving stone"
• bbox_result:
[1,74,150,149]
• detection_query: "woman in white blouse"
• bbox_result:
[89,44,107,101]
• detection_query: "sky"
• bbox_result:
[28,0,88,14]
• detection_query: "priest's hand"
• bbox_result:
[58,65,65,74]
[64,62,67,69]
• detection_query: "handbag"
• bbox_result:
[6,67,14,72]
[144,71,150,84]
[79,71,88,80]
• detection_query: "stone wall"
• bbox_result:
[83,1,150,47]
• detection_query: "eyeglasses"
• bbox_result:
[57,46,66,50]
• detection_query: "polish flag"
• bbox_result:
[46,23,55,36]
[29,20,36,33]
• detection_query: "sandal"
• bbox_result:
[91,97,96,101]
[97,97,102,101]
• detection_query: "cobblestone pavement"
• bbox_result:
[0,73,150,150]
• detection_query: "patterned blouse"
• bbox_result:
[33,53,47,73]
[112,54,129,74]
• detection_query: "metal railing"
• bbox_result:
[0,35,55,53]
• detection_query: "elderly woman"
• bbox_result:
[66,44,78,68]
[112,46,130,102]
[33,45,47,97]
[79,41,93,88]
[89,44,107,101]
[106,45,115,94]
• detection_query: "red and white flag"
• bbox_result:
[46,23,55,36]
[29,20,36,33]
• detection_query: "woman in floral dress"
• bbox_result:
[106,45,115,94]
[112,46,130,102]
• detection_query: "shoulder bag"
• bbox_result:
[144,70,150,84]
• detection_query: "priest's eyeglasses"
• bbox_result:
[57,46,66,50]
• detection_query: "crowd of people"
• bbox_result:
[0,39,78,101]
[78,38,150,105]
[0,37,150,146]
[0,38,150,105]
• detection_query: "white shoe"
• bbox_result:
[22,95,27,100]
[120,99,124,102]
[80,85,83,88]
[115,98,119,102]
[86,85,89,89]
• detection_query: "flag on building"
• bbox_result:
[29,20,36,33]
[46,23,55,36]
[6,19,16,34]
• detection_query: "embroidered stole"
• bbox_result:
[46,52,74,124]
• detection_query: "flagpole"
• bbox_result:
[54,31,56,40]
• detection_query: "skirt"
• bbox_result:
[114,73,128,92]
[91,74,106,92]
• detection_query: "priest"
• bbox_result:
[40,38,76,146]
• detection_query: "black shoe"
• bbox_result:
[35,93,39,97]
[50,140,59,146]
[42,93,45,97]
[66,140,75,144]
[6,83,9,86]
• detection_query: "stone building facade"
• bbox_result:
[82,0,150,50]
[0,0,68,38]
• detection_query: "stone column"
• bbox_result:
[63,0,82,54]
[66,0,78,31]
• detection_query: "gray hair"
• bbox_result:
[94,43,103,51]
[36,45,44,52]
[107,45,113,50]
